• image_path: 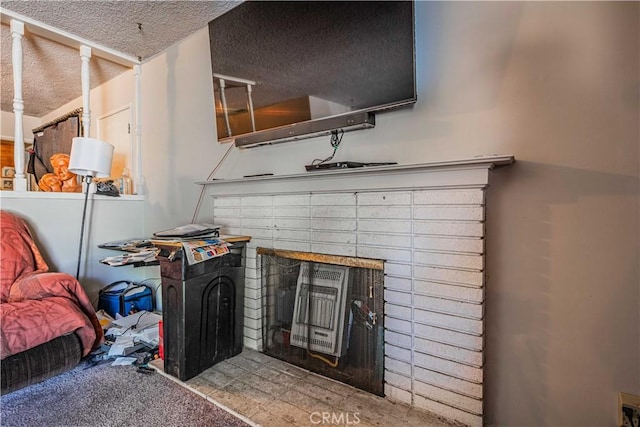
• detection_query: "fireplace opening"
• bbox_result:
[259,249,384,395]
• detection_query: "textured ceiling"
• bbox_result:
[1,1,239,118]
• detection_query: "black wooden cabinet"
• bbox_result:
[157,242,245,381]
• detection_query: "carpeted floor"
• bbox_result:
[0,360,250,427]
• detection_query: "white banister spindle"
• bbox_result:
[212,73,256,138]
[134,64,143,195]
[80,45,91,137]
[11,20,27,191]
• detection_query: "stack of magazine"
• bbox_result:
[152,223,228,265]
[98,239,158,266]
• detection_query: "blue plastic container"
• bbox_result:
[98,281,153,318]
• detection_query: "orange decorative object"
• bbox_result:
[38,153,82,192]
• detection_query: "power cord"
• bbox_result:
[192,142,235,223]
[136,277,162,293]
[118,311,150,336]
[312,129,344,165]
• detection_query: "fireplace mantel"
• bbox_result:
[207,154,515,427]
[196,155,514,195]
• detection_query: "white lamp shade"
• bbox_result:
[68,137,114,177]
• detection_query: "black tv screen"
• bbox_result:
[208,1,416,148]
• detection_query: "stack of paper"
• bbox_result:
[105,311,162,357]
[99,249,158,266]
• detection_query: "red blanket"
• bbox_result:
[0,211,103,359]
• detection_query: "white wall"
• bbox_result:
[140,2,639,426]
[140,28,228,234]
[41,69,135,137]
[0,111,40,142]
[0,193,151,303]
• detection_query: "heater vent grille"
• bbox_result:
[303,268,343,282]
[296,285,337,330]
[290,262,350,356]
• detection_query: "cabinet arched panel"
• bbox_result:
[199,275,236,368]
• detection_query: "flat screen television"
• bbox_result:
[208,1,416,148]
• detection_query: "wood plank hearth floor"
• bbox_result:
[153,348,457,427]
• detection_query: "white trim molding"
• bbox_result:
[197,155,515,195]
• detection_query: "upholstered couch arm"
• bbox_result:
[8,272,81,303]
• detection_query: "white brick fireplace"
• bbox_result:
[202,155,514,427]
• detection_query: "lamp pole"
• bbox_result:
[75,175,93,280]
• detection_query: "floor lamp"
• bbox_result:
[68,137,114,280]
